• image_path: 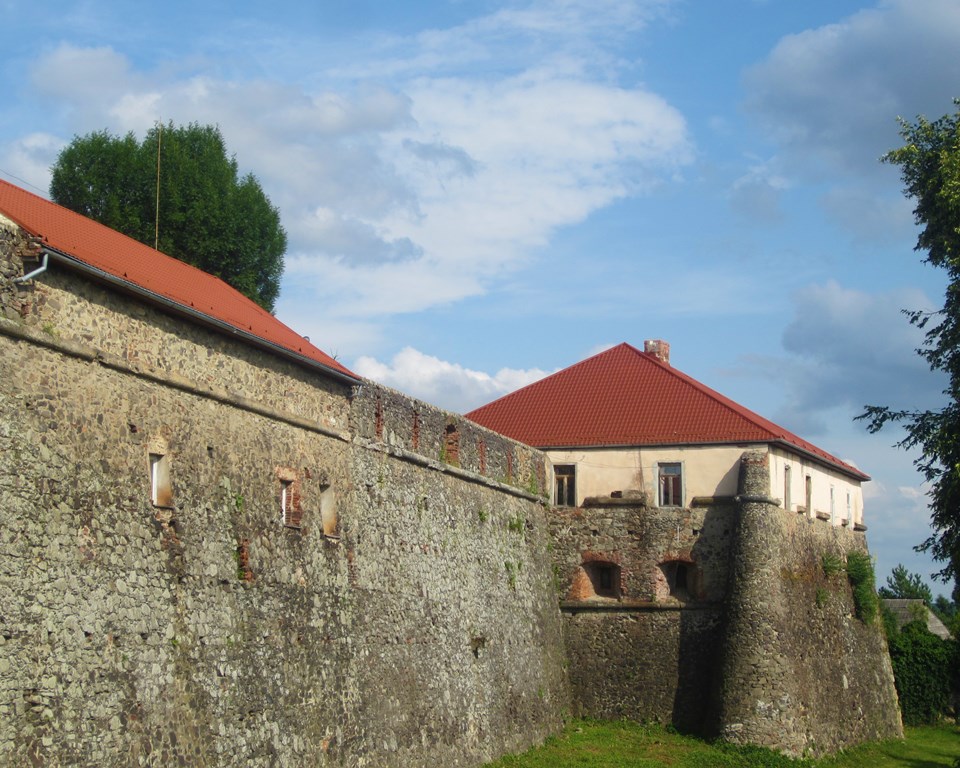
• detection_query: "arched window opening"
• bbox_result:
[581,560,621,600]
[658,559,700,602]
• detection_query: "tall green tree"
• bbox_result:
[878,564,934,604]
[859,101,960,584]
[50,122,285,312]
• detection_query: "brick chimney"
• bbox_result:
[643,339,670,365]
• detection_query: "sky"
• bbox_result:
[2,0,959,596]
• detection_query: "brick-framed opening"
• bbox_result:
[568,554,623,601]
[276,467,302,528]
[443,423,460,467]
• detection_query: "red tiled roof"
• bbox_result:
[466,342,869,481]
[0,179,357,382]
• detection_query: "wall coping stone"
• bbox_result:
[0,314,352,443]
[353,436,546,502]
[560,599,723,612]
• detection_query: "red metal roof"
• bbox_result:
[0,178,356,382]
[466,342,868,481]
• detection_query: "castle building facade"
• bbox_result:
[0,179,901,765]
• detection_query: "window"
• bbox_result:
[149,453,173,508]
[280,480,293,525]
[805,475,813,517]
[554,465,576,507]
[658,463,682,507]
[582,561,621,599]
[830,485,836,523]
[276,467,302,528]
[658,559,699,601]
[280,478,303,528]
[674,563,688,592]
[320,484,337,537]
[846,492,852,524]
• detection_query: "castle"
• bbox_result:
[0,178,901,766]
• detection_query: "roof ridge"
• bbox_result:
[616,343,866,478]
[467,339,868,481]
[467,342,632,417]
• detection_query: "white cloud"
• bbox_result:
[352,346,552,413]
[22,1,692,349]
[0,133,63,193]
[745,0,960,179]
[737,281,947,436]
[729,160,789,223]
[818,184,915,244]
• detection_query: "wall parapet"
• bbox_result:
[0,314,352,443]
[0,223,570,768]
[351,379,550,498]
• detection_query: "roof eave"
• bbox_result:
[768,438,870,482]
[40,246,361,387]
[536,437,870,482]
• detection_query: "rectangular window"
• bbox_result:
[846,492,852,524]
[658,463,682,507]
[280,479,298,527]
[830,485,836,522]
[805,475,812,517]
[554,465,576,507]
[149,453,173,508]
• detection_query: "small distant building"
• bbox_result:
[467,340,869,527]
[882,598,953,639]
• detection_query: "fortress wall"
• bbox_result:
[717,451,902,756]
[0,227,568,767]
[548,499,735,732]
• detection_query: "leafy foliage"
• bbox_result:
[845,551,878,624]
[887,621,957,725]
[857,101,960,582]
[50,122,286,311]
[821,553,844,578]
[878,564,933,604]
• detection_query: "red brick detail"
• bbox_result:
[568,568,594,600]
[237,538,254,581]
[443,424,460,467]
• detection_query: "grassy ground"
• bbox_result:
[483,720,959,768]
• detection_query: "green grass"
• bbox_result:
[483,720,959,768]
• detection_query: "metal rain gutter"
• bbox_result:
[39,246,361,386]
[13,251,48,283]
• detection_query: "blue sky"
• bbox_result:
[3,0,959,595]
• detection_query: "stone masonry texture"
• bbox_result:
[0,221,902,765]
[545,454,902,756]
[0,225,568,767]
[716,452,903,755]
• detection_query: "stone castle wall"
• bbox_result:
[0,220,902,764]
[0,226,568,767]
[548,497,734,732]
[716,452,902,756]
[547,455,902,755]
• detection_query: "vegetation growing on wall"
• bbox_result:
[845,551,878,623]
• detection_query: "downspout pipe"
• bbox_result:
[13,251,48,283]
